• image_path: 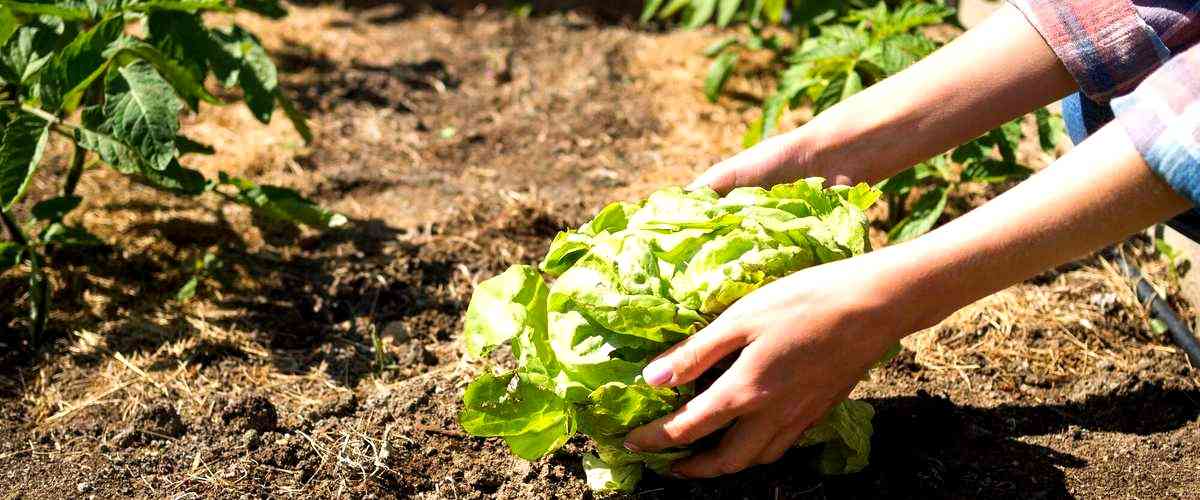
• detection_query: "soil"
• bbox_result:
[1,2,1198,499]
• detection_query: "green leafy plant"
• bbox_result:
[703,2,952,144]
[1155,234,1185,286]
[460,178,889,493]
[880,110,1062,242]
[642,0,898,29]
[696,1,1064,242]
[0,0,343,338]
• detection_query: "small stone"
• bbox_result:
[76,482,92,493]
[586,168,626,188]
[381,322,409,344]
[242,429,260,450]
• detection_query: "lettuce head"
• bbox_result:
[459,178,883,493]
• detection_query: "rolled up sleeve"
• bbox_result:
[1113,44,1200,206]
[1009,0,1172,102]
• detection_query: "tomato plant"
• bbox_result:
[0,0,343,338]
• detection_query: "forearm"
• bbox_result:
[880,122,1191,333]
[797,4,1075,185]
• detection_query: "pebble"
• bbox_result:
[76,482,92,493]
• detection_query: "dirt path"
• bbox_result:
[0,3,1197,499]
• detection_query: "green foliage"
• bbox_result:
[1155,235,1185,285]
[644,0,881,28]
[881,116,1054,242]
[0,0,339,339]
[688,1,1066,241]
[703,2,950,143]
[460,179,885,493]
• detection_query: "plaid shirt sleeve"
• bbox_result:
[1009,0,1173,102]
[1113,45,1200,206]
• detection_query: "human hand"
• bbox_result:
[687,127,847,195]
[622,250,943,478]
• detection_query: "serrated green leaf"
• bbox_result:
[702,36,738,57]
[752,64,816,140]
[1034,107,1064,153]
[0,22,58,85]
[960,159,1033,184]
[145,11,210,92]
[101,61,182,171]
[31,195,81,221]
[276,89,312,144]
[76,106,144,167]
[742,114,764,147]
[813,70,861,114]
[235,0,285,18]
[888,186,947,243]
[703,51,736,103]
[176,275,198,302]
[107,37,220,110]
[762,0,783,23]
[41,222,103,246]
[859,33,936,78]
[0,0,89,20]
[715,0,739,26]
[133,0,226,12]
[0,6,17,49]
[989,119,1023,164]
[657,0,690,19]
[684,0,717,29]
[0,240,19,272]
[39,14,124,112]
[877,167,917,196]
[1150,318,1168,335]
[77,116,206,195]
[222,174,347,229]
[209,25,277,122]
[0,111,48,209]
[639,0,663,23]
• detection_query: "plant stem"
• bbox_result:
[62,142,86,197]
[19,104,59,124]
[0,208,28,246]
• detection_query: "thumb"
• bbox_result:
[642,315,750,387]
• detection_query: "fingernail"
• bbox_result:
[642,360,673,386]
[684,181,703,191]
[623,440,642,452]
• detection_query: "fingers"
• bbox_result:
[687,133,803,193]
[752,415,815,466]
[624,371,756,452]
[670,413,777,478]
[687,161,739,194]
[642,314,750,388]
[754,386,854,466]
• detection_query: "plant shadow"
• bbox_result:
[630,382,1198,499]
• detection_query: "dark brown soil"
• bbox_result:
[0,3,1197,500]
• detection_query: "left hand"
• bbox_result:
[623,252,941,478]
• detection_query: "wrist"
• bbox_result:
[799,94,917,186]
[860,239,968,339]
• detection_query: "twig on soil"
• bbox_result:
[0,445,34,460]
[112,352,172,397]
[45,380,135,423]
